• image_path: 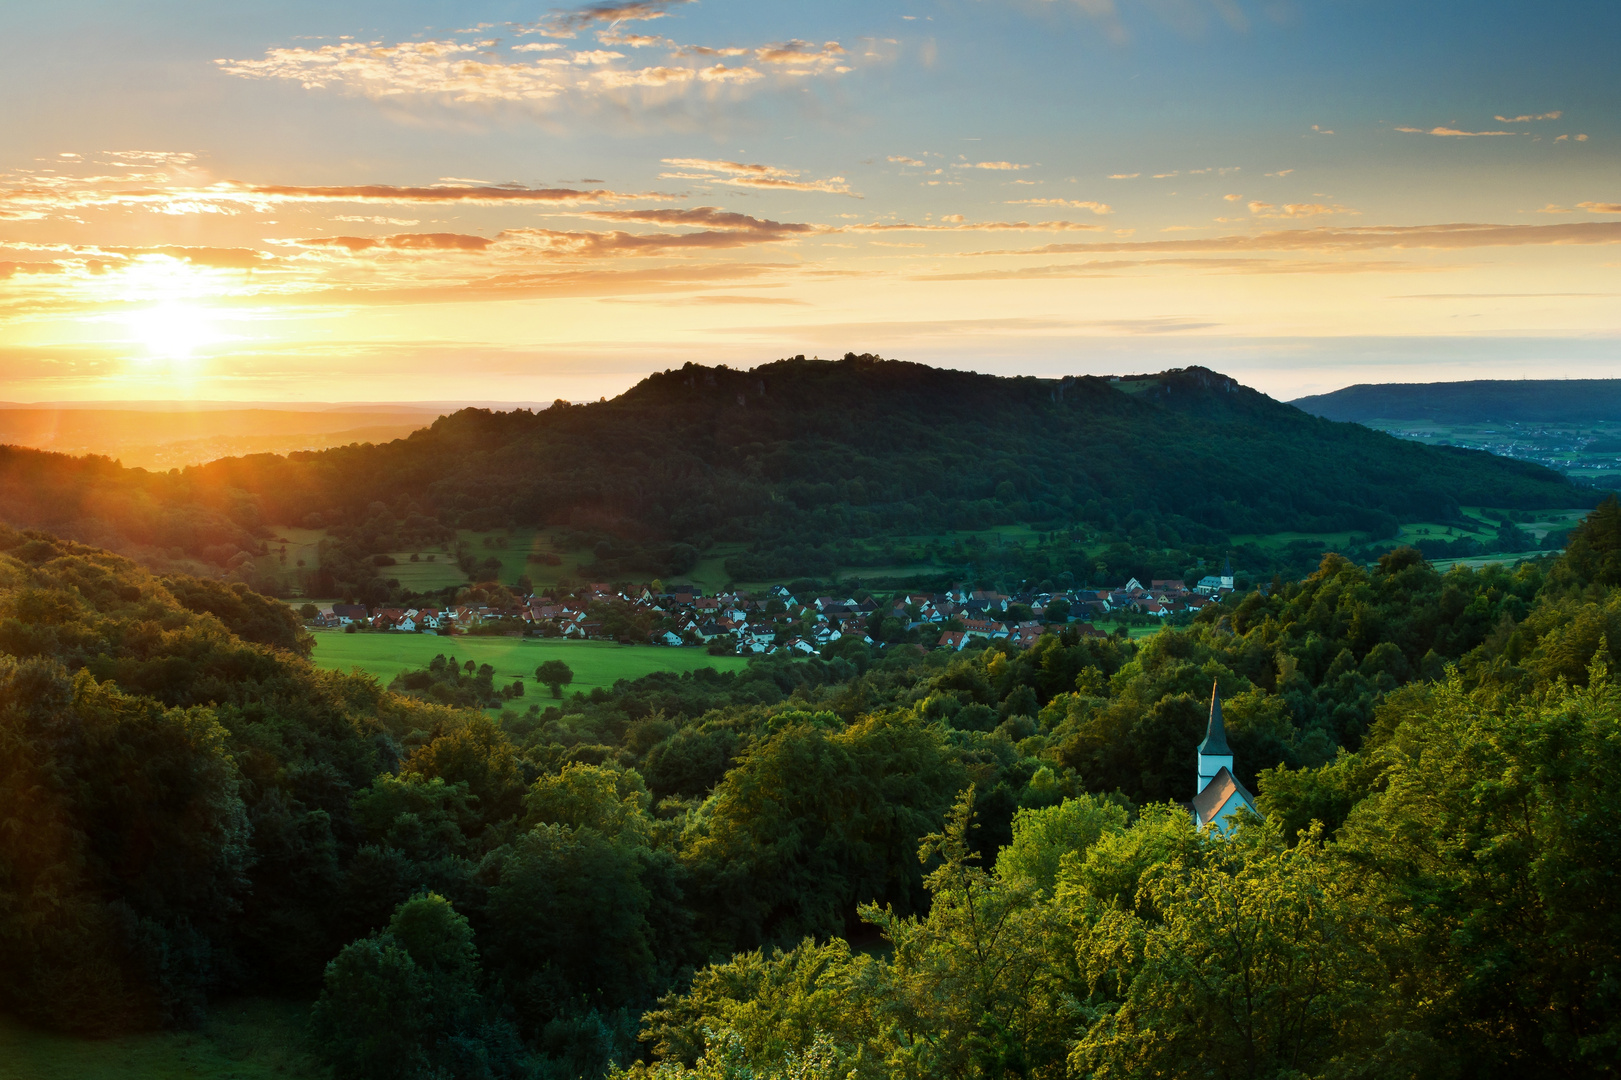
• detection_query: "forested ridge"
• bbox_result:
[0,357,1592,591]
[4,499,1621,1077]
[1295,377,1621,423]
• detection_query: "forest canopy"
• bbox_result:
[3,498,1621,1076]
[0,359,1593,591]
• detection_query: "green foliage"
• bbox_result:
[481,824,656,1022]
[537,659,575,698]
[683,713,967,947]
[1334,672,1621,1073]
[994,793,1129,896]
[0,657,249,1033]
[311,893,520,1080]
[15,493,1621,1079]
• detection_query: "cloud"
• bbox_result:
[954,161,1032,171]
[914,258,1421,281]
[1396,126,1516,137]
[1224,193,1243,201]
[848,219,1105,233]
[286,232,495,252]
[1580,202,1621,214]
[1006,198,1112,214]
[888,156,927,167]
[687,293,807,305]
[583,206,822,235]
[102,150,199,167]
[659,158,853,195]
[1496,111,1562,122]
[216,24,850,119]
[1108,173,1139,179]
[976,220,1621,256]
[1247,201,1353,218]
[529,0,694,37]
[0,174,643,221]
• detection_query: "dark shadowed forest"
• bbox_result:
[4,493,1621,1077]
[0,359,1591,601]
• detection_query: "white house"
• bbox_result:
[1191,681,1259,835]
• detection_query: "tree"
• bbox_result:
[310,893,505,1080]
[1333,670,1621,1074]
[536,659,575,698]
[1067,816,1389,1080]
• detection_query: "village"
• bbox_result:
[306,565,1238,654]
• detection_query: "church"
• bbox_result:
[1191,679,1259,834]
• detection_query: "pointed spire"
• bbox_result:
[1199,678,1231,756]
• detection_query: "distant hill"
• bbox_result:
[0,356,1596,589]
[1292,379,1621,423]
[0,407,432,470]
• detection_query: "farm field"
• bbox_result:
[310,632,750,693]
[1363,418,1621,483]
[0,998,325,1080]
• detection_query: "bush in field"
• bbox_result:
[311,893,523,1080]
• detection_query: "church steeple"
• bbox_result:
[1196,679,1234,794]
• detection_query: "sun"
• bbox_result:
[124,302,223,361]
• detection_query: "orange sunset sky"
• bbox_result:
[1,0,1617,403]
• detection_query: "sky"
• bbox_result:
[0,0,1617,403]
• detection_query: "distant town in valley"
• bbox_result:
[302,567,1240,656]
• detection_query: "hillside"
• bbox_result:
[0,356,1595,590]
[1293,378,1621,423]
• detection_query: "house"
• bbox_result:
[1074,622,1107,638]
[656,630,684,647]
[936,630,968,651]
[1191,681,1260,835]
[1011,624,1044,648]
[331,603,369,625]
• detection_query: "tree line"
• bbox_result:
[2,498,1621,1076]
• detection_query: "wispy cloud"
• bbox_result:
[1396,126,1516,137]
[0,171,647,221]
[530,0,694,38]
[977,220,1621,256]
[954,161,1032,171]
[659,158,853,195]
[688,293,807,305]
[1006,198,1112,214]
[914,258,1418,281]
[1496,111,1562,122]
[1247,201,1353,218]
[284,233,496,252]
[1107,173,1140,179]
[848,219,1105,233]
[1580,202,1621,214]
[217,16,851,122]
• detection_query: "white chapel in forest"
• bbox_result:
[1191,680,1259,834]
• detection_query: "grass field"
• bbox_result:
[310,632,751,693]
[0,999,326,1080]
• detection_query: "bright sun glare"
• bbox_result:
[125,301,221,361]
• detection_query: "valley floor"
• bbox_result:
[0,1000,326,1080]
[308,632,751,695]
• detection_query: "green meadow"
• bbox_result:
[309,632,751,693]
[0,999,325,1080]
